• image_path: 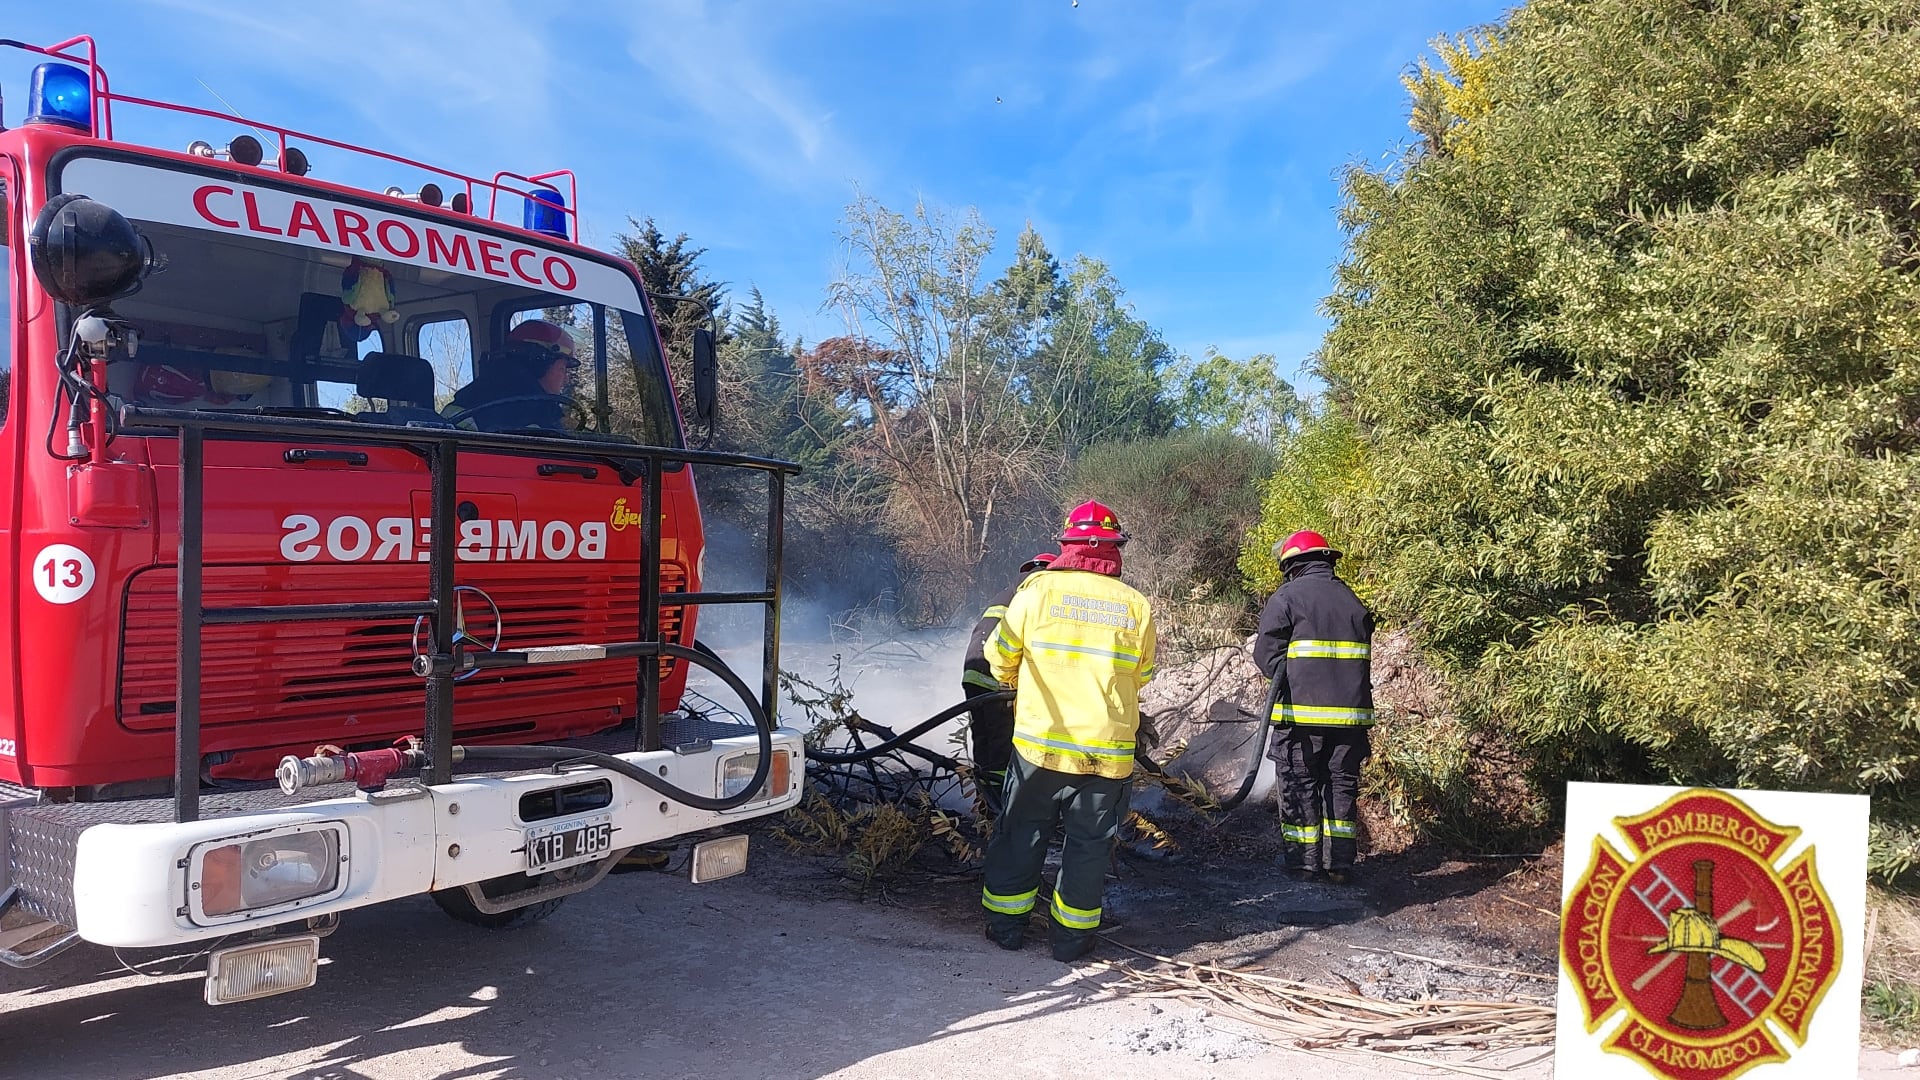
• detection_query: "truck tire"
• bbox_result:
[430,887,566,930]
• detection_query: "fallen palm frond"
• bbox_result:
[1099,941,1554,1057]
[1345,944,1553,983]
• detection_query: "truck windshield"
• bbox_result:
[56,158,679,446]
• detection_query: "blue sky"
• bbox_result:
[7,1,1510,392]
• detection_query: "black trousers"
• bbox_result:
[981,754,1129,947]
[1269,725,1371,871]
[964,683,1015,783]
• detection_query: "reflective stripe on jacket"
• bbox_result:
[1253,560,1374,728]
[988,568,1156,779]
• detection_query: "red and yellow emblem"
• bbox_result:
[1560,788,1841,1080]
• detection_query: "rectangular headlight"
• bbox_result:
[191,823,346,923]
[719,750,790,801]
[204,935,319,1005]
[690,835,749,883]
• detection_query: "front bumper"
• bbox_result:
[63,728,804,948]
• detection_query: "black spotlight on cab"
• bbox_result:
[186,135,264,167]
[225,135,263,166]
[383,183,444,208]
[279,146,310,176]
[28,193,160,307]
[450,192,470,214]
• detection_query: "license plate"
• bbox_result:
[524,814,614,872]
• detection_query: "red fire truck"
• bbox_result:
[0,37,803,1003]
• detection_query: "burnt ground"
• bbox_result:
[760,625,1564,1011]
[749,793,1564,1009]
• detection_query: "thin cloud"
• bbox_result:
[146,0,561,157]
[598,0,859,191]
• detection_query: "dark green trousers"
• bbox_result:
[980,753,1129,947]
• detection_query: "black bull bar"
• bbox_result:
[116,405,797,823]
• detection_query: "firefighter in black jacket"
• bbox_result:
[961,552,1056,808]
[1253,530,1374,883]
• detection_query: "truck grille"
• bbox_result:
[118,562,687,735]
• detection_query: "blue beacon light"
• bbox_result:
[25,62,92,133]
[524,188,569,240]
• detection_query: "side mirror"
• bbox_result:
[691,327,718,428]
[29,193,159,307]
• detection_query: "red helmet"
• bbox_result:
[507,319,578,365]
[1060,500,1127,544]
[1019,552,1057,573]
[1275,529,1341,565]
[135,363,217,405]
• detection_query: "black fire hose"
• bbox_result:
[1210,667,1285,812]
[806,680,1275,809]
[455,642,774,812]
[805,691,1014,764]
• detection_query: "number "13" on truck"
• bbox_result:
[32,544,96,605]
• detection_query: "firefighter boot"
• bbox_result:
[985,918,1026,951]
[1052,935,1097,963]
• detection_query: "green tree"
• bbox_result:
[813,195,1185,619]
[1240,408,1372,599]
[617,217,727,419]
[1040,257,1177,457]
[1322,0,1920,874]
[724,287,852,467]
[1173,348,1304,445]
[818,195,1054,617]
[989,223,1066,357]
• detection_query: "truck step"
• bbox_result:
[0,886,79,968]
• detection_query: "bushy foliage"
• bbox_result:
[1240,409,1373,599]
[1324,0,1920,872]
[1071,431,1273,650]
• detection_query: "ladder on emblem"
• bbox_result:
[1629,862,1691,920]
[1711,961,1772,1018]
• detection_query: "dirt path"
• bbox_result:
[0,847,1546,1080]
[0,836,1905,1078]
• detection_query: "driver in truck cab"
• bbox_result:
[443,318,580,430]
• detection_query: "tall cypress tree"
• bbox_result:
[616,217,727,418]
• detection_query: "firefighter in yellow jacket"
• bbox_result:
[981,501,1156,962]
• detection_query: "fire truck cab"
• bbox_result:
[0,38,803,1004]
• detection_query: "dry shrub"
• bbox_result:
[1865,887,1920,1044]
[775,664,992,892]
[774,790,990,894]
[1070,430,1275,612]
[1366,628,1552,852]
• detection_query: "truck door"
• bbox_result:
[0,166,20,777]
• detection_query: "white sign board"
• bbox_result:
[56,155,645,312]
[1557,782,1867,1080]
